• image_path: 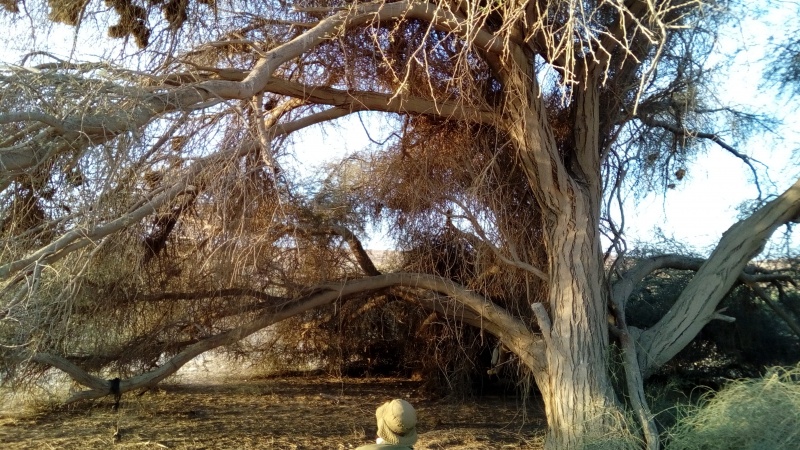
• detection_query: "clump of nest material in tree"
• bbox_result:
[106,0,150,47]
[47,0,89,25]
[0,0,19,13]
[45,0,218,48]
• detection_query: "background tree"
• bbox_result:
[765,1,800,99]
[1,1,799,449]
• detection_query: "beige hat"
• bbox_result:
[376,399,418,446]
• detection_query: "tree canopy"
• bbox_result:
[1,1,799,449]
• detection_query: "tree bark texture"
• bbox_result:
[500,49,620,448]
[538,203,618,449]
[637,177,800,376]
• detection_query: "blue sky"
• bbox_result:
[616,6,799,257]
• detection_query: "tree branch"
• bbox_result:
[611,254,795,309]
[637,115,763,197]
[269,223,381,276]
[637,177,800,376]
[747,283,800,339]
[0,2,503,273]
[28,353,107,391]
[325,224,382,276]
[0,111,67,131]
[28,272,541,403]
[0,96,364,282]
[606,293,660,450]
[263,78,496,124]
[1,1,500,184]
[136,288,287,304]
[445,195,547,280]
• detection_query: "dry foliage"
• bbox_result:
[1,2,796,449]
[665,365,800,450]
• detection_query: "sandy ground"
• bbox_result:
[0,376,546,449]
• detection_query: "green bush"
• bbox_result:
[666,365,800,450]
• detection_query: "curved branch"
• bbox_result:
[0,97,357,282]
[637,177,800,376]
[611,254,795,308]
[0,2,504,276]
[263,78,496,124]
[0,111,67,131]
[170,69,496,124]
[1,1,499,184]
[636,115,763,197]
[29,353,109,392]
[0,179,206,280]
[29,272,541,403]
[611,254,706,307]
[391,286,504,338]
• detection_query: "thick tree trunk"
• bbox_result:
[502,53,623,447]
[537,202,619,449]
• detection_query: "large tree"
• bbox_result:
[1,1,798,448]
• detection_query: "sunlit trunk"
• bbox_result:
[539,189,619,449]
[500,50,622,446]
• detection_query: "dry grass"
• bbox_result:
[665,365,800,450]
[0,375,545,449]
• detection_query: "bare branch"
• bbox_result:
[611,254,795,308]
[135,288,287,304]
[29,353,108,392]
[268,223,380,276]
[28,272,541,403]
[446,195,547,280]
[637,115,764,197]
[0,111,67,131]
[263,78,496,124]
[1,1,499,184]
[710,309,736,323]
[637,177,800,376]
[325,224,382,277]
[747,283,800,339]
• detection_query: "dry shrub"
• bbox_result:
[666,365,800,450]
[584,431,642,450]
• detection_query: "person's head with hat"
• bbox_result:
[356,399,418,449]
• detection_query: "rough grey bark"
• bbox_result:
[637,177,800,376]
[498,44,622,446]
